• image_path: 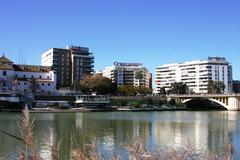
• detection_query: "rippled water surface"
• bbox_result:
[0,111,240,159]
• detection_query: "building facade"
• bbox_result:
[103,62,152,88]
[155,57,233,94]
[0,55,56,95]
[41,46,94,89]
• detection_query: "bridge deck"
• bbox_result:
[168,94,240,98]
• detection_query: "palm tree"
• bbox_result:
[170,82,188,94]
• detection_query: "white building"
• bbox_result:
[155,57,233,94]
[103,62,152,88]
[0,55,57,95]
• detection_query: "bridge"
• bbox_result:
[167,94,240,110]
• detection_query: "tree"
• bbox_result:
[207,80,214,94]
[135,70,144,80]
[159,87,167,95]
[208,80,225,94]
[233,80,240,93]
[214,81,225,94]
[28,78,41,96]
[170,82,188,94]
[117,85,136,96]
[78,75,117,95]
[135,86,152,95]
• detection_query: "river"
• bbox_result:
[0,111,239,159]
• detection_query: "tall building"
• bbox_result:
[0,55,56,95]
[41,46,94,89]
[103,62,152,88]
[155,57,233,94]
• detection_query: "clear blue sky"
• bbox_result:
[1,0,240,84]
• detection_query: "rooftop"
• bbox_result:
[14,64,52,72]
[0,54,13,64]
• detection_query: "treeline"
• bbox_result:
[77,75,152,96]
[110,97,182,108]
[159,80,226,95]
[75,75,228,96]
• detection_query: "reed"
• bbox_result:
[18,107,41,160]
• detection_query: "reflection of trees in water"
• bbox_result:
[207,111,238,153]
[0,114,22,158]
[0,112,240,159]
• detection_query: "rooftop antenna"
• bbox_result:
[24,52,27,65]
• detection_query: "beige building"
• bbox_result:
[103,62,152,89]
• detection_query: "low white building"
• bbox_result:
[155,57,233,94]
[0,55,57,95]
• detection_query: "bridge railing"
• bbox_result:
[167,94,240,98]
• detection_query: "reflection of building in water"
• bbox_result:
[75,113,83,130]
[151,112,209,149]
[193,113,208,149]
[133,120,140,138]
[207,112,237,152]
[38,128,54,159]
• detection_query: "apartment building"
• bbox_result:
[41,46,94,89]
[0,55,56,95]
[155,57,233,94]
[103,62,152,88]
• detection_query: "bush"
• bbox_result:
[169,99,176,106]
[131,101,141,108]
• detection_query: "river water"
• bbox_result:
[0,111,239,159]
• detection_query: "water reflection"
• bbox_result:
[0,111,239,159]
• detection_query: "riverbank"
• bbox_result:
[0,106,187,113]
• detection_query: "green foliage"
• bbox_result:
[168,99,176,106]
[78,75,117,95]
[170,82,188,94]
[110,97,185,110]
[117,99,128,106]
[134,70,144,80]
[117,85,136,96]
[117,85,152,96]
[159,87,167,95]
[130,101,141,108]
[208,80,225,94]
[233,80,240,93]
[146,98,153,105]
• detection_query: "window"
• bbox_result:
[42,83,44,86]
[39,76,42,79]
[3,71,6,76]
[24,82,27,85]
[48,83,51,86]
[18,82,21,85]
[2,82,6,86]
[31,75,34,78]
[47,76,49,79]
[23,75,26,78]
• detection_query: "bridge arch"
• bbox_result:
[181,98,229,110]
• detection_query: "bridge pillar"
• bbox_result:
[227,97,240,110]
